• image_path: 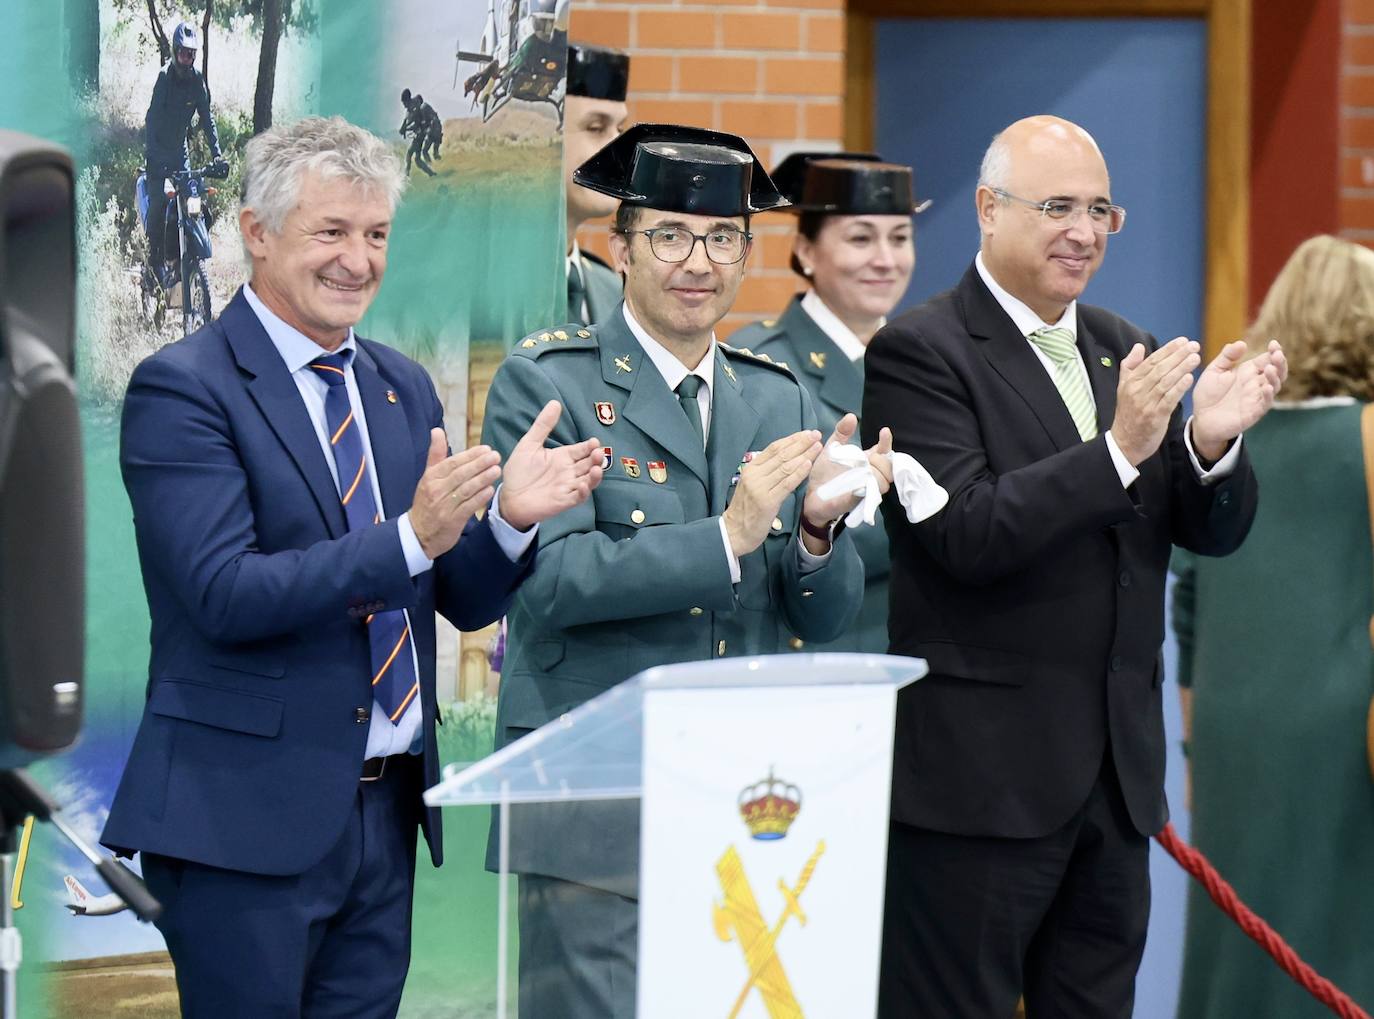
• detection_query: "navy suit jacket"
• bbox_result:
[102,290,534,875]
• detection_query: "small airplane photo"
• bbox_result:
[63,874,128,917]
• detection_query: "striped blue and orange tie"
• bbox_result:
[310,352,419,725]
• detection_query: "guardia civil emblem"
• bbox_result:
[714,769,824,1016]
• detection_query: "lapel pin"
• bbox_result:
[600,446,613,470]
[614,354,633,374]
[621,456,641,479]
[809,351,827,370]
[594,401,616,426]
[722,361,737,383]
[385,390,398,404]
[648,460,667,484]
[1100,356,1113,368]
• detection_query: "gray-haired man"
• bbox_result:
[102,115,604,1018]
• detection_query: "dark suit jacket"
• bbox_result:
[861,264,1257,839]
[102,290,534,875]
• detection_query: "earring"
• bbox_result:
[803,265,813,277]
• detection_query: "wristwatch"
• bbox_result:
[800,514,846,545]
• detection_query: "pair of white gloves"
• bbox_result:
[814,443,948,529]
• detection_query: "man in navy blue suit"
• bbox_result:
[102,115,604,1018]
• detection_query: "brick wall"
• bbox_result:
[570,0,847,335]
[1345,0,1374,241]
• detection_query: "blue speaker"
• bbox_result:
[0,129,83,766]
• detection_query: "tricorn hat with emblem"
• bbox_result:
[773,152,931,216]
[567,43,630,102]
[573,123,790,217]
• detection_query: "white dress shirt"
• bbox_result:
[973,252,1241,486]
[243,284,535,759]
[620,303,829,581]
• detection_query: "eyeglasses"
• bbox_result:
[988,187,1126,235]
[619,226,753,265]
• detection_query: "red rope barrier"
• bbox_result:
[1154,823,1371,1019]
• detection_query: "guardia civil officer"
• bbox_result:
[481,124,895,1019]
[733,153,929,653]
[563,43,630,325]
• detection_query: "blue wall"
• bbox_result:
[874,18,1207,1018]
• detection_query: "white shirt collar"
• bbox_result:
[800,290,870,362]
[621,302,716,396]
[567,239,582,274]
[243,282,357,373]
[974,251,1077,339]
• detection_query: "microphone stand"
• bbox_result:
[0,768,160,1019]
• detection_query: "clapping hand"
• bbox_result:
[802,414,894,531]
[498,400,605,531]
[1191,340,1286,461]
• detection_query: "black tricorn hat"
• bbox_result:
[573,123,790,217]
[567,43,630,102]
[770,150,880,206]
[782,155,932,216]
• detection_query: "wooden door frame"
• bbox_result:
[846,0,1249,354]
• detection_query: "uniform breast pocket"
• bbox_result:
[592,479,686,540]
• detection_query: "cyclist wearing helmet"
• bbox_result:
[144,22,223,283]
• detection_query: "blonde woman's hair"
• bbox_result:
[1245,234,1374,400]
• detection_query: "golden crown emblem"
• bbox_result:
[738,768,802,841]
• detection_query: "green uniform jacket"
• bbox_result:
[482,304,865,896]
[732,294,891,654]
[1172,404,1374,1019]
[577,251,623,327]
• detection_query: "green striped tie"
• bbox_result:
[1028,326,1098,441]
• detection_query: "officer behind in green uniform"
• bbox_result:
[732,153,929,652]
[481,123,894,1019]
[563,43,631,325]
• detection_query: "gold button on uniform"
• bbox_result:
[690,607,703,617]
[717,640,727,657]
[771,517,783,532]
[630,509,646,524]
[789,637,804,650]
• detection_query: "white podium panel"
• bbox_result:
[425,653,926,1019]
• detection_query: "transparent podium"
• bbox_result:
[424,652,925,1019]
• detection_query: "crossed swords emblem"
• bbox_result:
[713,840,826,1018]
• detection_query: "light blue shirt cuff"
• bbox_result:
[1183,416,1243,482]
[398,512,433,577]
[489,485,538,562]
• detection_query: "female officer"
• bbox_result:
[732,153,928,652]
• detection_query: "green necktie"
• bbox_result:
[676,375,705,448]
[1028,326,1098,441]
[567,260,587,324]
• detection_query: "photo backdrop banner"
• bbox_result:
[0,1,568,1014]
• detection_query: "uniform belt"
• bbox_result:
[360,753,411,782]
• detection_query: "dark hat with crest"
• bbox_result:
[573,123,789,217]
